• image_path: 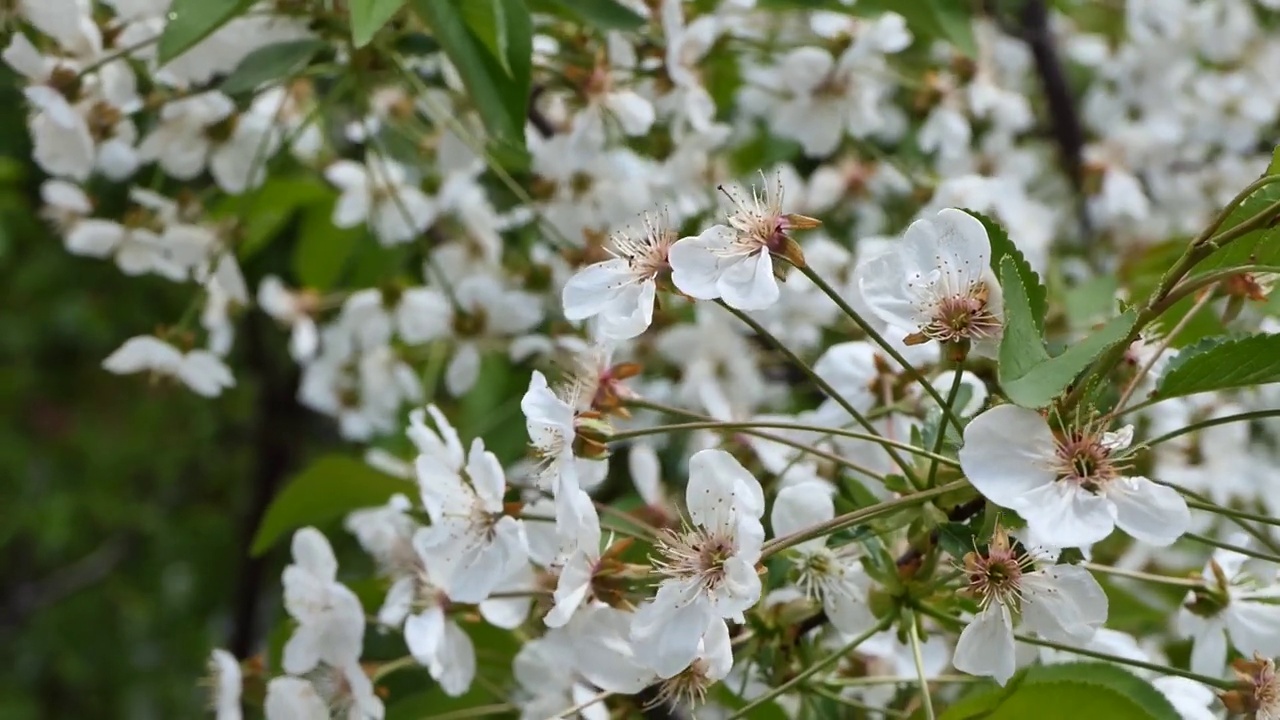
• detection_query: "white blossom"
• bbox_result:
[858,208,1004,356]
[960,404,1190,548]
[326,156,437,245]
[410,406,528,603]
[631,449,764,677]
[281,528,366,675]
[669,176,817,311]
[952,529,1108,685]
[771,481,877,636]
[562,214,675,340]
[1178,537,1280,676]
[102,335,235,397]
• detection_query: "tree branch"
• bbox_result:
[228,312,306,659]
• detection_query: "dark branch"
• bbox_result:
[528,85,556,139]
[228,312,306,659]
[989,0,1093,240]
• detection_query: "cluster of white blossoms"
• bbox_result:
[14,0,1280,718]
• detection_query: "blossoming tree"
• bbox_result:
[12,0,1280,717]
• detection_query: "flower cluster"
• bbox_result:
[12,0,1280,718]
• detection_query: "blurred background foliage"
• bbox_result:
[0,52,533,715]
[0,59,299,717]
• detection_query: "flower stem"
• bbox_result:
[1081,562,1203,588]
[594,500,660,540]
[1109,289,1215,418]
[809,684,911,718]
[1153,481,1280,553]
[907,612,937,720]
[1013,634,1235,690]
[926,367,965,488]
[1177,494,1280,530]
[1185,532,1280,564]
[1063,180,1280,411]
[914,604,1236,689]
[624,397,889,481]
[1147,263,1280,321]
[550,690,610,719]
[794,264,965,436]
[424,703,517,720]
[761,480,970,557]
[1140,409,1280,449]
[608,419,960,468]
[716,300,923,487]
[372,654,418,682]
[724,616,894,720]
[822,674,985,687]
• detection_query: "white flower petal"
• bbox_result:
[771,482,835,539]
[953,603,1016,685]
[1189,623,1228,677]
[562,259,634,320]
[669,225,735,300]
[959,405,1058,507]
[1021,564,1108,644]
[1016,480,1116,548]
[1106,476,1190,546]
[718,248,779,310]
[686,449,764,526]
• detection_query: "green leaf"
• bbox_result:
[351,0,407,47]
[527,0,647,31]
[220,175,331,259]
[967,209,1046,333]
[937,521,978,559]
[459,0,513,76]
[250,455,413,556]
[942,664,1180,720]
[411,0,531,152]
[220,39,325,94]
[997,256,1051,383]
[157,0,252,65]
[922,0,978,57]
[1155,333,1280,399]
[939,678,1013,720]
[292,199,366,289]
[998,257,1138,408]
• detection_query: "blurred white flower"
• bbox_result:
[280,528,366,675]
[206,649,242,720]
[326,156,437,245]
[138,91,280,193]
[265,677,329,720]
[102,335,234,397]
[410,406,528,603]
[514,627,612,720]
[772,481,877,636]
[258,276,321,361]
[1178,537,1280,676]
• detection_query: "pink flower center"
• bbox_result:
[1052,431,1122,493]
[965,542,1033,609]
[654,526,736,592]
[919,283,1000,344]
